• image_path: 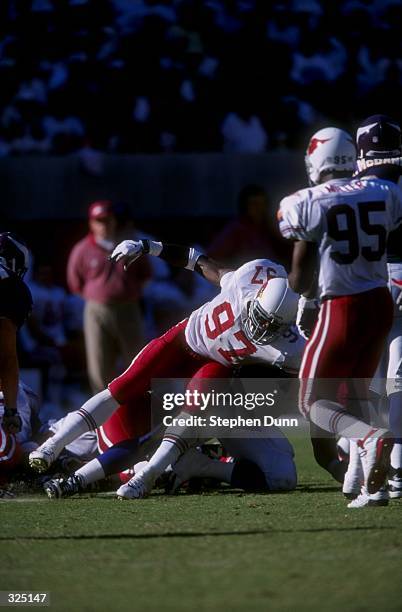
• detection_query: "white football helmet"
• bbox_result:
[244,277,299,345]
[305,127,356,186]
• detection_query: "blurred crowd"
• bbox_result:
[0,0,401,156]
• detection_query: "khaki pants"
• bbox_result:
[84,301,145,394]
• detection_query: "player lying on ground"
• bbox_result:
[278,121,402,506]
[30,247,311,498]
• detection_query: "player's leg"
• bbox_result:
[30,321,189,472]
[301,293,390,434]
[342,438,364,499]
[309,423,347,483]
[43,400,153,498]
[348,290,395,497]
[166,447,237,493]
[302,289,394,495]
[383,268,402,497]
[29,389,119,472]
[116,361,232,499]
[300,300,357,482]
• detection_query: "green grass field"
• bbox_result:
[1,437,401,612]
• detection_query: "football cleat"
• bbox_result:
[166,448,214,494]
[361,431,394,495]
[29,439,61,473]
[116,465,157,499]
[44,475,84,500]
[347,486,389,508]
[388,467,402,499]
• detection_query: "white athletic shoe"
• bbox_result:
[347,486,389,508]
[359,430,394,494]
[29,439,61,473]
[167,448,212,494]
[116,465,157,499]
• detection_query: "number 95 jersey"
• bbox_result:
[278,177,402,298]
[185,259,305,374]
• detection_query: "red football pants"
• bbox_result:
[299,287,393,416]
[97,320,230,451]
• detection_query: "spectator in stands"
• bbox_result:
[67,200,151,393]
[207,184,277,268]
[221,105,268,153]
[0,0,401,154]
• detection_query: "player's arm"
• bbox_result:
[288,239,318,294]
[109,239,232,286]
[0,317,22,433]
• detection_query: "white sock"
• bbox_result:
[147,437,187,478]
[343,439,364,494]
[391,442,402,470]
[50,390,119,453]
[310,400,385,440]
[75,458,105,488]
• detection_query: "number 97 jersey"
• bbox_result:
[185,259,305,374]
[278,177,402,298]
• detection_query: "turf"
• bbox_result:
[1,437,401,612]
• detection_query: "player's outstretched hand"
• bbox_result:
[109,240,144,271]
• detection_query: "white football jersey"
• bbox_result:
[185,259,305,374]
[278,177,402,298]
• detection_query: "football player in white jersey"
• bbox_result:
[30,246,304,498]
[344,114,402,507]
[278,125,402,503]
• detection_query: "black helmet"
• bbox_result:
[356,114,401,159]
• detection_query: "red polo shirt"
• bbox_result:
[67,234,151,304]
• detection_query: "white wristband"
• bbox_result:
[147,240,163,257]
[185,248,202,271]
